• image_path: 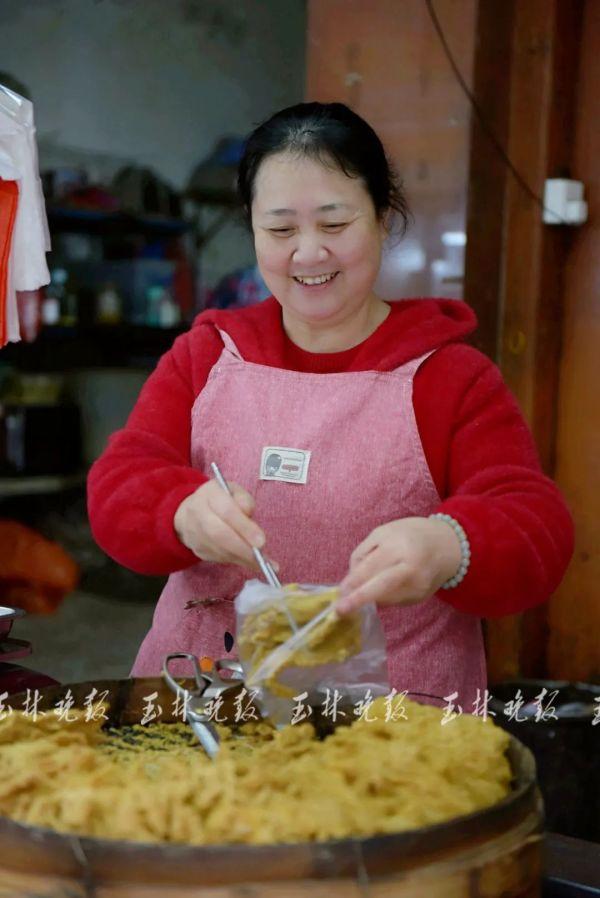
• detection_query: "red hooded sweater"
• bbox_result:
[87,297,573,618]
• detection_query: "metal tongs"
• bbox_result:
[163,652,244,759]
[210,462,298,634]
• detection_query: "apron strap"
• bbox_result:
[398,348,437,378]
[215,325,437,375]
[215,327,244,361]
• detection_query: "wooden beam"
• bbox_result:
[465,0,584,681]
[463,0,515,361]
[547,0,600,682]
[499,0,582,473]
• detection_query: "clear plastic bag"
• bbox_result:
[235,581,390,725]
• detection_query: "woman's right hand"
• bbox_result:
[173,480,267,571]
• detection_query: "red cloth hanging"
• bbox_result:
[0,520,79,614]
[0,179,19,347]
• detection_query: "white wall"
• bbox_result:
[0,0,306,285]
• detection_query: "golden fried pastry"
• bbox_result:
[0,698,511,846]
[237,584,362,696]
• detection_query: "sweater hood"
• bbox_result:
[194,297,477,371]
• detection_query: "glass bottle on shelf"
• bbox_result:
[159,285,181,327]
[146,283,181,328]
[51,268,78,327]
[42,267,78,327]
[41,276,60,327]
[96,282,123,325]
[146,285,163,327]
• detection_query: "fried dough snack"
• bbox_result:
[237,584,362,696]
[0,698,511,846]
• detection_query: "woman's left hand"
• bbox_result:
[336,516,462,615]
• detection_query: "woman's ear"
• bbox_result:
[380,209,393,240]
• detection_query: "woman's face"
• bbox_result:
[251,152,386,328]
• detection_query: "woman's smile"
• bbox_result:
[292,271,340,289]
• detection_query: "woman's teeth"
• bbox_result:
[293,272,338,286]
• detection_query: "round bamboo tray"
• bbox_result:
[0,677,544,897]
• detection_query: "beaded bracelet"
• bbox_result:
[428,513,471,589]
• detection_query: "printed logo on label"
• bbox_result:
[260,446,311,484]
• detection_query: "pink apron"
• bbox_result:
[131,327,486,709]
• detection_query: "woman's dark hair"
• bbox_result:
[237,102,409,235]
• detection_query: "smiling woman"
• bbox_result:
[87,102,573,710]
[252,154,389,348]
[238,102,409,351]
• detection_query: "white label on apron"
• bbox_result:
[260,446,311,484]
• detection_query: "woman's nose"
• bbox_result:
[292,236,329,267]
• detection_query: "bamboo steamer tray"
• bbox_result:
[0,677,544,897]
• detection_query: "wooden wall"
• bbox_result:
[306,0,599,684]
[464,0,596,683]
[547,0,600,682]
[306,0,476,300]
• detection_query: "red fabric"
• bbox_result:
[0,180,19,347]
[87,297,574,618]
[0,520,79,614]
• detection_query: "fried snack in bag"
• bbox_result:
[235,582,389,725]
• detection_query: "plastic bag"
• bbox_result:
[235,581,390,726]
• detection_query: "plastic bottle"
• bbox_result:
[146,285,163,327]
[43,268,71,327]
[158,287,181,327]
[57,269,78,326]
[96,282,122,325]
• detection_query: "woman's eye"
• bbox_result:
[269,228,294,236]
[323,223,347,231]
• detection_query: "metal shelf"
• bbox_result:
[0,324,187,370]
[0,472,86,498]
[47,206,193,237]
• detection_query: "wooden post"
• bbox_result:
[464,0,584,681]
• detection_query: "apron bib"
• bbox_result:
[131,328,486,708]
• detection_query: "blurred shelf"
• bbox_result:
[0,471,86,498]
[0,324,187,371]
[185,187,239,207]
[47,206,193,237]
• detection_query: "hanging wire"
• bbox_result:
[424,0,568,225]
